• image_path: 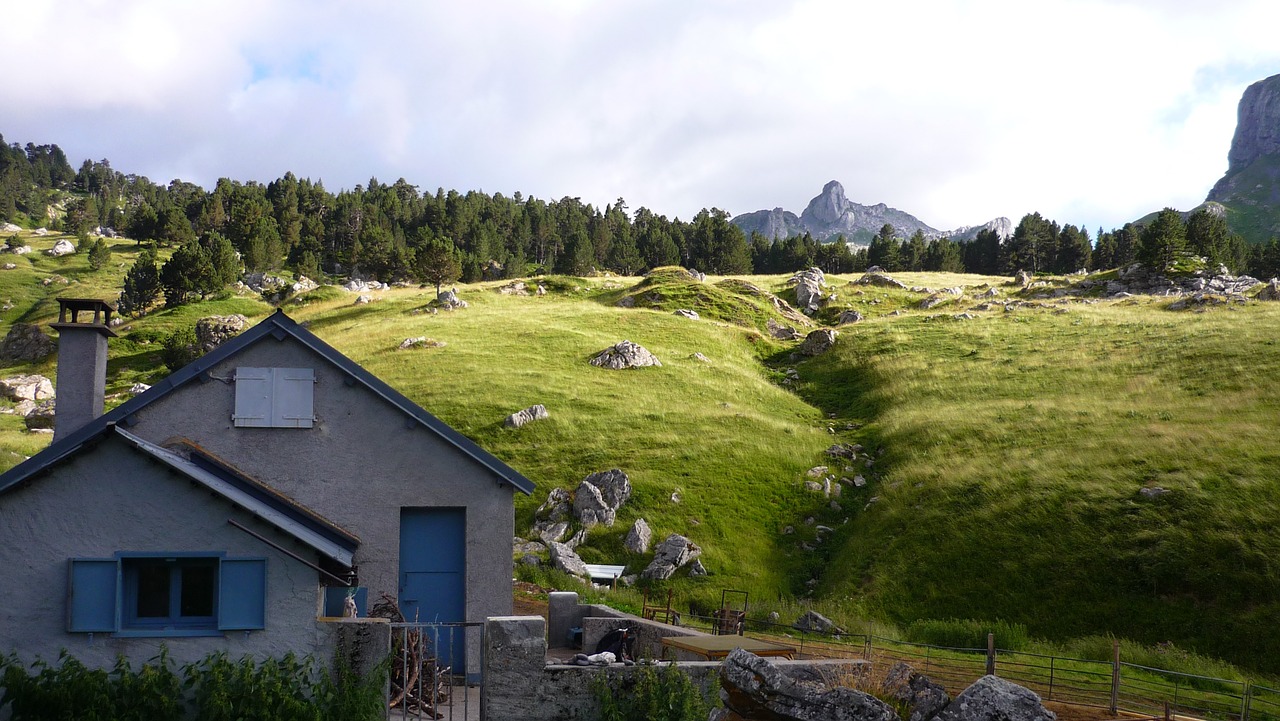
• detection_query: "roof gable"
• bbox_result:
[0,309,534,497]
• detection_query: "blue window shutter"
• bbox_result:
[67,558,118,632]
[218,558,266,630]
[233,368,273,427]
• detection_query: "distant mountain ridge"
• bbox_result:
[732,180,1012,245]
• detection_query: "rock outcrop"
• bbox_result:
[0,324,55,362]
[589,340,661,369]
[717,648,896,721]
[0,374,54,402]
[573,469,631,527]
[46,239,75,256]
[797,329,837,357]
[548,542,589,578]
[195,315,248,353]
[641,534,701,580]
[935,675,1056,721]
[789,267,827,314]
[884,662,951,721]
[624,518,652,553]
[504,404,549,429]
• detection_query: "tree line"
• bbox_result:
[3,133,1278,312]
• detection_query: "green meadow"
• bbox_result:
[3,230,1280,674]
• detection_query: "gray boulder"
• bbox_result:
[0,323,55,362]
[589,340,661,369]
[836,310,864,325]
[798,329,837,356]
[935,675,1055,721]
[533,521,570,545]
[353,294,373,305]
[719,648,897,721]
[884,662,951,721]
[548,542,589,578]
[504,404,549,428]
[437,289,469,309]
[398,336,445,350]
[624,518,652,553]
[573,469,632,527]
[641,533,702,580]
[195,314,248,353]
[791,267,826,314]
[0,374,54,402]
[535,487,572,522]
[1014,270,1033,286]
[794,610,844,635]
[572,482,615,528]
[855,271,908,289]
[23,399,56,430]
[673,309,700,320]
[1258,278,1280,301]
[768,318,804,341]
[46,239,75,256]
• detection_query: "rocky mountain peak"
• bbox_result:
[804,180,849,225]
[1224,73,1280,173]
[1204,73,1280,242]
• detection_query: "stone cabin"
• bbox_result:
[0,300,533,675]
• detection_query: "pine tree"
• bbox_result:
[118,246,161,315]
[1137,208,1187,272]
[87,237,111,271]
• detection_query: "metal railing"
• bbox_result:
[388,621,483,720]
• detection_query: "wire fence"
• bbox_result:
[681,613,1278,721]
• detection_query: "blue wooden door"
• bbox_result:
[399,508,466,672]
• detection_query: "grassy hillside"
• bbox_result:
[3,239,1280,672]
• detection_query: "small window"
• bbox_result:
[68,555,267,636]
[122,557,218,631]
[234,367,315,428]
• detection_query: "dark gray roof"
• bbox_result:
[0,309,535,497]
[117,427,357,566]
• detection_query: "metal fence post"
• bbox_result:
[1048,655,1055,701]
[986,633,995,676]
[1110,640,1121,715]
[1242,681,1252,721]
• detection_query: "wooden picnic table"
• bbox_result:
[660,634,797,660]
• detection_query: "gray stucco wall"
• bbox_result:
[0,438,326,668]
[119,333,517,675]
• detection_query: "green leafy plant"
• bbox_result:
[590,662,715,721]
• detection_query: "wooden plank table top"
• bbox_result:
[661,634,797,660]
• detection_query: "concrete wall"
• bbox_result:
[0,438,328,668]
[548,592,707,661]
[121,333,518,675]
[483,616,868,721]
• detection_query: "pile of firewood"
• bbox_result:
[370,594,452,719]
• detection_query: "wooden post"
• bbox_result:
[986,632,996,676]
[1110,640,1121,715]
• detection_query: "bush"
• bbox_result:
[161,326,200,371]
[0,649,385,721]
[904,618,1030,652]
[591,662,716,721]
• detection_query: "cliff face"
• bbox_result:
[1205,73,1280,242]
[732,180,1010,245]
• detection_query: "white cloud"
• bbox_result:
[2,0,1277,233]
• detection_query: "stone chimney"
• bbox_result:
[50,298,117,441]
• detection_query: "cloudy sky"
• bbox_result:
[3,0,1277,233]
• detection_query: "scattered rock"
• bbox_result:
[920,294,951,310]
[436,289,469,309]
[853,475,867,488]
[1258,278,1280,301]
[589,340,661,369]
[1139,486,1170,499]
[0,374,54,402]
[0,222,19,232]
[0,324,55,362]
[342,278,388,293]
[497,281,530,296]
[504,403,549,429]
[534,521,570,545]
[790,267,827,314]
[1014,270,1033,286]
[884,662,952,721]
[398,336,446,350]
[23,399,56,430]
[548,542,589,578]
[641,533,701,580]
[1,263,15,270]
[688,559,708,577]
[835,309,864,325]
[673,309,700,320]
[615,295,636,308]
[767,318,804,340]
[33,228,48,236]
[624,518,652,553]
[195,315,248,353]
[573,469,632,527]
[535,487,572,523]
[803,480,824,493]
[353,294,373,305]
[46,239,76,257]
[6,246,30,255]
[855,271,908,290]
[794,610,845,635]
[797,328,837,356]
[690,352,710,363]
[718,648,893,721]
[807,466,828,477]
[935,675,1056,721]
[687,268,706,282]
